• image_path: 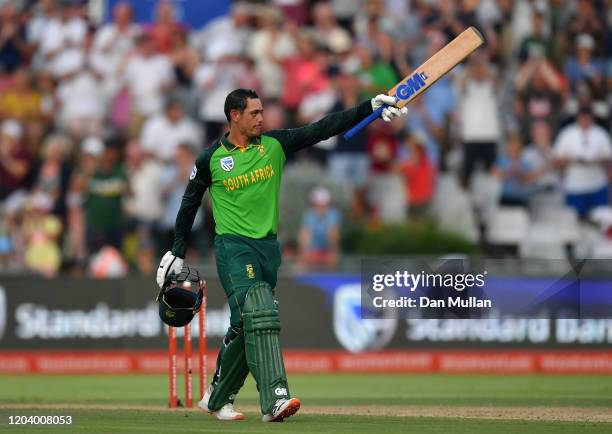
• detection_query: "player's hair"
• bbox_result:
[224,89,259,123]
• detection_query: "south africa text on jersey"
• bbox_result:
[222,164,276,192]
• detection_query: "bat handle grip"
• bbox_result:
[343,106,385,140]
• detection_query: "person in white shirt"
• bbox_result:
[27,0,56,71]
[92,2,140,99]
[457,52,502,188]
[140,98,202,162]
[191,2,252,63]
[553,105,612,218]
[38,1,87,77]
[247,6,296,101]
[311,2,352,54]
[122,33,174,134]
[194,57,251,144]
[124,139,165,274]
[55,30,107,139]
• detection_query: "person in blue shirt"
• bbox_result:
[298,187,340,270]
[492,134,534,206]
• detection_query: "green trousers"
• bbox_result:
[216,234,281,328]
[207,234,282,411]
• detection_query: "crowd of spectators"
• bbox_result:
[0,0,610,276]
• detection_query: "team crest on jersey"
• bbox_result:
[220,156,234,172]
[189,165,197,180]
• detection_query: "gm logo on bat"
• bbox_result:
[395,71,429,100]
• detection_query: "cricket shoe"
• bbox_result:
[197,385,213,412]
[262,398,301,422]
[198,386,244,421]
[211,403,245,421]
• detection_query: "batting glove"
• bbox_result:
[371,94,409,122]
[156,251,184,288]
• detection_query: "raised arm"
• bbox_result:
[266,95,407,155]
[266,100,373,155]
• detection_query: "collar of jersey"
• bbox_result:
[220,133,262,152]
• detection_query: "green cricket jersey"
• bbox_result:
[171,100,372,258]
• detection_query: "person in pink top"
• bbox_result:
[146,0,185,54]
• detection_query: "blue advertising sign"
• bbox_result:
[104,0,230,29]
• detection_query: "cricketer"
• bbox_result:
[156,89,408,422]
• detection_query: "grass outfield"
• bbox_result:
[0,374,610,433]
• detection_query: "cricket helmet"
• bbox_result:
[157,266,204,327]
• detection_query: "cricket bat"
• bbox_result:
[344,26,484,139]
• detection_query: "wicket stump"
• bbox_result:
[168,282,207,408]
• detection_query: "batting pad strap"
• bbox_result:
[243,310,281,333]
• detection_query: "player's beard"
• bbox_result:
[247,126,263,139]
[240,123,262,140]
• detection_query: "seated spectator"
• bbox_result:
[1,191,29,269]
[31,134,72,220]
[298,187,340,270]
[22,191,62,277]
[37,71,59,128]
[140,98,202,162]
[0,120,32,201]
[366,120,405,223]
[567,0,606,55]
[89,245,128,278]
[522,121,560,193]
[564,34,605,104]
[84,139,128,254]
[553,106,611,218]
[491,134,533,206]
[0,69,42,123]
[0,208,10,269]
[396,131,436,218]
[0,2,28,74]
[66,136,104,268]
